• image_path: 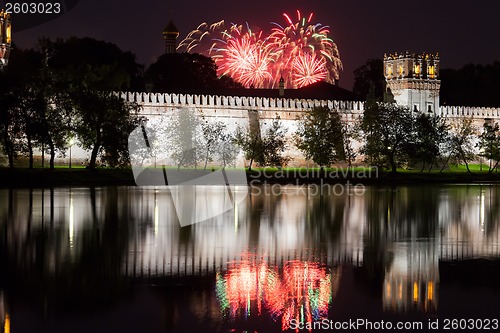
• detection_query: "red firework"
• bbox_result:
[178,10,342,89]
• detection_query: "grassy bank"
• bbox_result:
[0,168,136,188]
[1,166,500,188]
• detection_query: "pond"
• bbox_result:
[0,184,499,332]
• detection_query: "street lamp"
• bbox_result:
[69,138,75,168]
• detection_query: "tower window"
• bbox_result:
[428,65,435,79]
[386,65,393,78]
[414,64,420,76]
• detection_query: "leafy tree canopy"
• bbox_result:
[440,62,500,107]
[360,102,414,172]
[295,106,345,168]
[43,37,144,91]
[145,52,242,91]
[352,59,385,102]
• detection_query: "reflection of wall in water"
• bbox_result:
[1,186,499,280]
[383,242,438,313]
[438,186,500,260]
[124,187,366,278]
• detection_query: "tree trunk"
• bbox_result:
[204,147,209,170]
[89,130,102,169]
[3,125,14,168]
[7,148,14,168]
[388,154,397,173]
[49,140,55,169]
[89,142,100,169]
[489,160,499,173]
[463,155,471,172]
[420,161,425,172]
[41,143,45,168]
[428,158,434,172]
[27,135,33,169]
[440,154,452,172]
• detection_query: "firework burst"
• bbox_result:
[213,25,275,88]
[292,53,328,87]
[178,10,342,89]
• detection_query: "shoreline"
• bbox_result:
[1,167,500,188]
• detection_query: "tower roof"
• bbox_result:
[163,19,179,37]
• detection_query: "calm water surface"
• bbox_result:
[0,185,499,332]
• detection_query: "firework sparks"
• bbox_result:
[214,25,275,88]
[178,10,342,89]
[292,53,328,87]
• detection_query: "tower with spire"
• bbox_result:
[0,9,12,67]
[163,19,179,54]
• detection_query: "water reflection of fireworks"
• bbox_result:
[215,254,341,331]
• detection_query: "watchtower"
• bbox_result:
[384,52,440,113]
[0,9,12,67]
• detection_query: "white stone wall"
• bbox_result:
[124,92,500,167]
[7,91,500,167]
[392,88,440,114]
[125,92,365,167]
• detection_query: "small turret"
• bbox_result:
[279,76,285,97]
[163,19,179,54]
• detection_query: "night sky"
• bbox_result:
[7,0,500,89]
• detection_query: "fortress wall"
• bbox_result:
[123,92,365,166]
[439,106,500,119]
[123,92,365,119]
[119,92,500,167]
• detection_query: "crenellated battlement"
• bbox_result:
[121,91,500,123]
[122,91,365,112]
[439,105,500,119]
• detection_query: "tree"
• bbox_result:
[342,121,358,168]
[74,91,141,168]
[261,116,290,168]
[478,122,500,172]
[166,108,202,169]
[360,102,414,173]
[200,117,239,169]
[441,117,477,172]
[44,37,144,92]
[18,48,73,169]
[201,117,227,170]
[234,122,264,170]
[440,62,500,107]
[413,113,449,171]
[353,59,385,102]
[235,114,290,169]
[44,37,144,168]
[145,53,242,91]
[216,131,239,168]
[0,67,21,168]
[295,106,344,170]
[0,47,71,169]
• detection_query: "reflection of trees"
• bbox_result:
[441,185,500,252]
[0,187,141,310]
[484,185,500,238]
[245,186,284,245]
[305,187,345,245]
[358,186,441,295]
